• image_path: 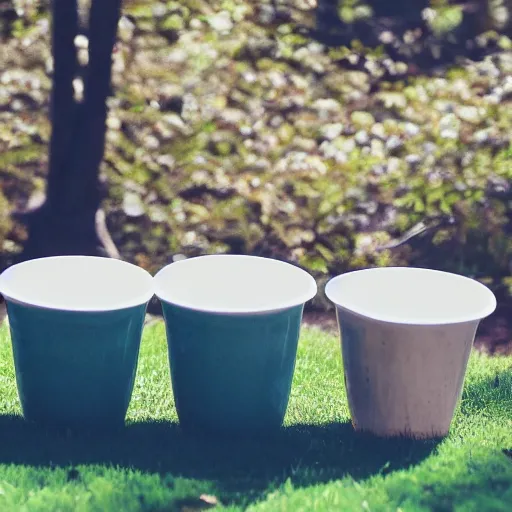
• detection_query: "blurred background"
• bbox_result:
[0,0,511,350]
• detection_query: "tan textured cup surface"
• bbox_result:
[326,267,497,439]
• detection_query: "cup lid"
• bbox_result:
[154,254,317,315]
[325,267,497,325]
[0,256,154,312]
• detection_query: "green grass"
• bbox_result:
[0,323,511,511]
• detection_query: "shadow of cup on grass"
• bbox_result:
[0,415,440,501]
[326,267,497,439]
[0,256,154,431]
[154,255,317,435]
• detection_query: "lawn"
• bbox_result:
[0,321,511,511]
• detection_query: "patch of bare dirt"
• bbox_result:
[474,306,512,356]
[302,310,338,335]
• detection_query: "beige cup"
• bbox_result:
[325,267,497,439]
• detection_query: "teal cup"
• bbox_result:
[0,256,154,430]
[154,255,317,434]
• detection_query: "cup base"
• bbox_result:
[22,413,126,434]
[178,418,282,439]
[352,423,448,440]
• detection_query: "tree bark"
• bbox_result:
[13,0,121,262]
[58,0,122,215]
[46,0,79,209]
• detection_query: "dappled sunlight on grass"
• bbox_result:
[0,321,511,509]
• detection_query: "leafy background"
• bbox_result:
[1,0,512,312]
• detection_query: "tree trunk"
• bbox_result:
[13,0,122,262]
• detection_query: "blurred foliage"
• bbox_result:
[333,0,511,33]
[1,0,512,310]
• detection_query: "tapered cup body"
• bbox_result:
[154,255,317,434]
[326,267,497,439]
[0,256,154,430]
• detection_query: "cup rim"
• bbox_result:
[154,254,317,315]
[0,256,155,312]
[325,267,497,325]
